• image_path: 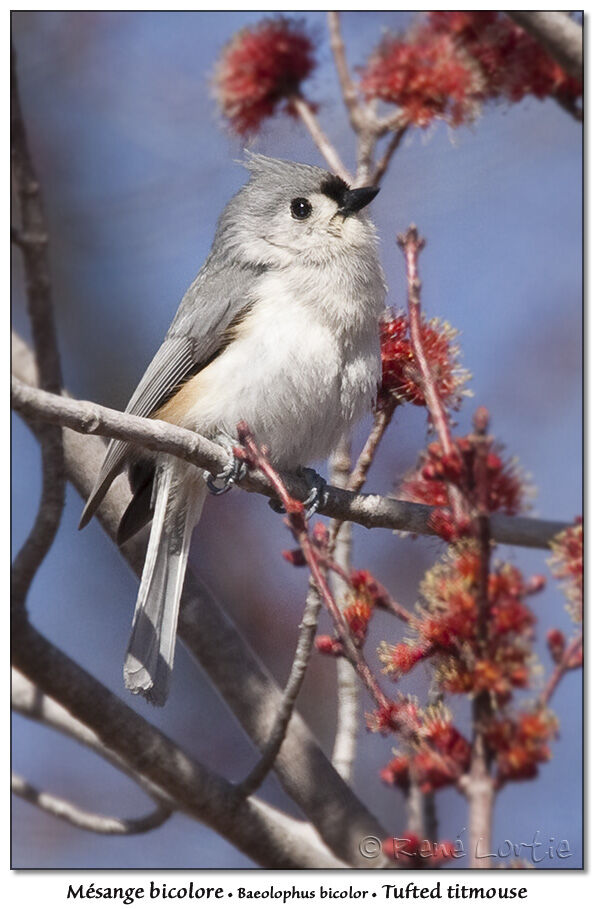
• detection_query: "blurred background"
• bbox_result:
[11,11,582,869]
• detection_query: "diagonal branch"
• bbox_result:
[12,617,345,869]
[234,581,322,799]
[12,774,172,836]
[11,373,569,550]
[291,95,351,181]
[13,668,172,808]
[12,332,388,869]
[506,12,583,82]
[327,12,364,131]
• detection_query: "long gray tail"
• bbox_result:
[123,458,206,706]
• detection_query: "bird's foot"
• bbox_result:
[268,467,328,520]
[207,438,248,496]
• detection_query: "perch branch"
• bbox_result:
[11,374,570,550]
[12,333,388,868]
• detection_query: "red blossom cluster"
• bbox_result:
[429,12,582,106]
[213,17,315,135]
[381,709,472,795]
[361,12,581,129]
[378,312,469,413]
[379,543,539,705]
[400,432,529,541]
[549,519,583,624]
[382,831,457,868]
[361,30,481,128]
[315,569,381,655]
[485,709,558,786]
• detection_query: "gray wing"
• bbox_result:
[79,256,262,529]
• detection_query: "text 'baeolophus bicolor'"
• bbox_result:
[79,153,386,705]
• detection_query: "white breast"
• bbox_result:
[177,269,382,470]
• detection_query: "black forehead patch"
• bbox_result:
[320,175,349,206]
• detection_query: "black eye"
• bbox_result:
[290,197,312,220]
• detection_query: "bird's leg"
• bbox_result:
[268,466,328,520]
[206,433,248,496]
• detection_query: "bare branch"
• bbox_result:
[12,617,345,869]
[235,581,322,799]
[13,668,173,808]
[11,373,569,550]
[328,436,359,784]
[539,634,582,708]
[327,12,364,130]
[12,333,388,868]
[371,127,408,185]
[12,774,172,836]
[291,96,351,181]
[331,658,360,783]
[11,46,65,612]
[507,12,583,82]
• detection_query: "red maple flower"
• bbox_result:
[486,709,558,786]
[400,434,528,518]
[361,30,481,128]
[378,312,469,411]
[214,17,315,135]
[429,11,582,107]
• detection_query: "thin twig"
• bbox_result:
[237,426,391,710]
[372,127,408,185]
[234,582,322,799]
[327,12,364,130]
[11,374,571,549]
[347,403,397,495]
[539,634,582,708]
[398,226,466,526]
[291,95,351,182]
[12,774,172,836]
[11,46,65,613]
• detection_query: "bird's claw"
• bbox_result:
[207,454,247,496]
[268,467,328,520]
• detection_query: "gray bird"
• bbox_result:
[80,153,386,705]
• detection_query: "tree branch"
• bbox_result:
[507,12,583,82]
[12,617,344,869]
[13,668,172,808]
[11,46,65,613]
[12,774,172,836]
[12,332,388,868]
[11,373,569,550]
[327,12,364,131]
[234,581,322,799]
[291,95,351,182]
[328,436,359,784]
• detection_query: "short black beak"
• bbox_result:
[338,185,380,216]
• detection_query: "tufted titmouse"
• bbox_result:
[80,154,386,705]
